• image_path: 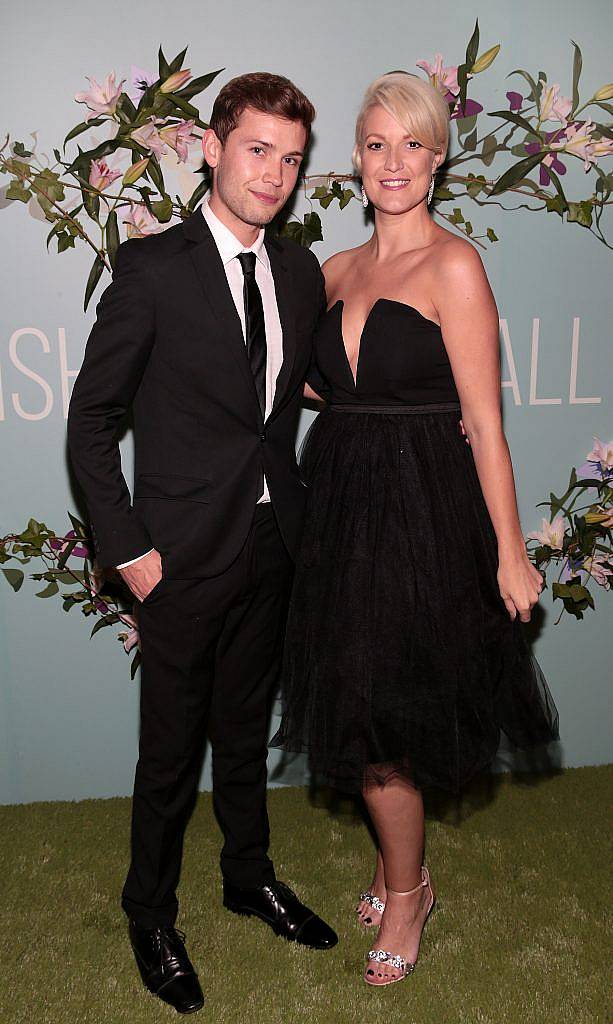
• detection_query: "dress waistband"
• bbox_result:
[329,402,461,415]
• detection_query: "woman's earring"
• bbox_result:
[427,176,435,206]
[361,184,369,209]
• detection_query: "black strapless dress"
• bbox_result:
[271,298,559,794]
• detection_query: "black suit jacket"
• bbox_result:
[67,210,326,578]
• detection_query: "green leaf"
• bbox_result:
[186,177,209,212]
[465,19,480,71]
[13,141,33,157]
[449,207,465,224]
[158,46,171,80]
[84,254,105,312]
[546,195,566,217]
[339,188,355,210]
[6,179,32,203]
[170,94,200,120]
[489,151,545,196]
[279,211,323,248]
[482,135,497,166]
[57,232,76,253]
[36,580,59,598]
[486,227,498,242]
[116,93,137,123]
[1,567,24,592]
[67,512,89,538]
[567,201,593,228]
[570,39,582,116]
[106,209,120,269]
[83,184,100,221]
[63,118,105,148]
[464,221,473,235]
[91,613,120,637]
[463,129,478,152]
[545,166,568,211]
[169,46,189,75]
[146,156,165,194]
[177,69,224,101]
[488,109,542,140]
[151,194,173,222]
[508,68,539,104]
[432,185,454,201]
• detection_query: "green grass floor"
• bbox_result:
[1,766,611,1024]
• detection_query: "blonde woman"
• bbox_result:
[272,72,558,986]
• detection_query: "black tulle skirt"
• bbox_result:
[271,405,559,794]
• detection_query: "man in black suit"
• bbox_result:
[67,72,335,1015]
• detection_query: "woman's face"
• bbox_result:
[359,104,442,215]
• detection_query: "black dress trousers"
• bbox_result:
[121,504,293,928]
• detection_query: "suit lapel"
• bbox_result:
[266,234,297,418]
[182,212,261,411]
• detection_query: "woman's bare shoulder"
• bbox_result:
[434,228,485,278]
[322,243,369,294]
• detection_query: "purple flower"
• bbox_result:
[507,91,523,111]
[524,134,567,185]
[451,98,483,120]
[559,556,584,583]
[578,438,613,482]
[49,529,90,559]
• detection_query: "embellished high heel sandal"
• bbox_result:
[356,890,386,928]
[365,865,435,987]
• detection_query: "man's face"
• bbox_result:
[203,106,307,232]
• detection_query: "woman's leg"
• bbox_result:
[356,848,386,924]
[362,774,433,984]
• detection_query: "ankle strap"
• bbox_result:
[386,866,430,897]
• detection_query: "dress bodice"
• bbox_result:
[309,298,460,406]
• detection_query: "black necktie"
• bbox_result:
[237,251,267,418]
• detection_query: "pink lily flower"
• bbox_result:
[89,158,122,192]
[123,202,165,238]
[75,71,125,122]
[551,121,596,170]
[416,54,460,97]
[588,137,613,161]
[127,65,158,104]
[158,120,199,163]
[118,613,141,653]
[539,83,572,125]
[130,119,167,160]
[583,553,613,590]
[527,514,566,551]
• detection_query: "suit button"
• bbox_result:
[259,433,266,442]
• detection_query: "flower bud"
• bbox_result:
[122,157,150,185]
[159,69,192,94]
[593,83,613,101]
[471,44,501,74]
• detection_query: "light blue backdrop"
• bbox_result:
[1,0,611,803]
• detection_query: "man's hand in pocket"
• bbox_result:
[118,549,163,602]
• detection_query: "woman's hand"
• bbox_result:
[497,549,544,622]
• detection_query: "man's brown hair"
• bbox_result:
[210,72,316,147]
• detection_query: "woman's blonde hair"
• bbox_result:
[353,71,450,173]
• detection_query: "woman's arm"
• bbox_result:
[434,240,543,622]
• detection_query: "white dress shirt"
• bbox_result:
[117,193,283,568]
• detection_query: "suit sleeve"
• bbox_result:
[67,240,156,568]
[304,254,332,401]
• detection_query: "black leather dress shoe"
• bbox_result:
[223,879,338,949]
[128,920,205,1014]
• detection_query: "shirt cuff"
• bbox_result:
[116,549,154,570]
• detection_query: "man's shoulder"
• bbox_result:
[268,231,321,269]
[116,220,188,270]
